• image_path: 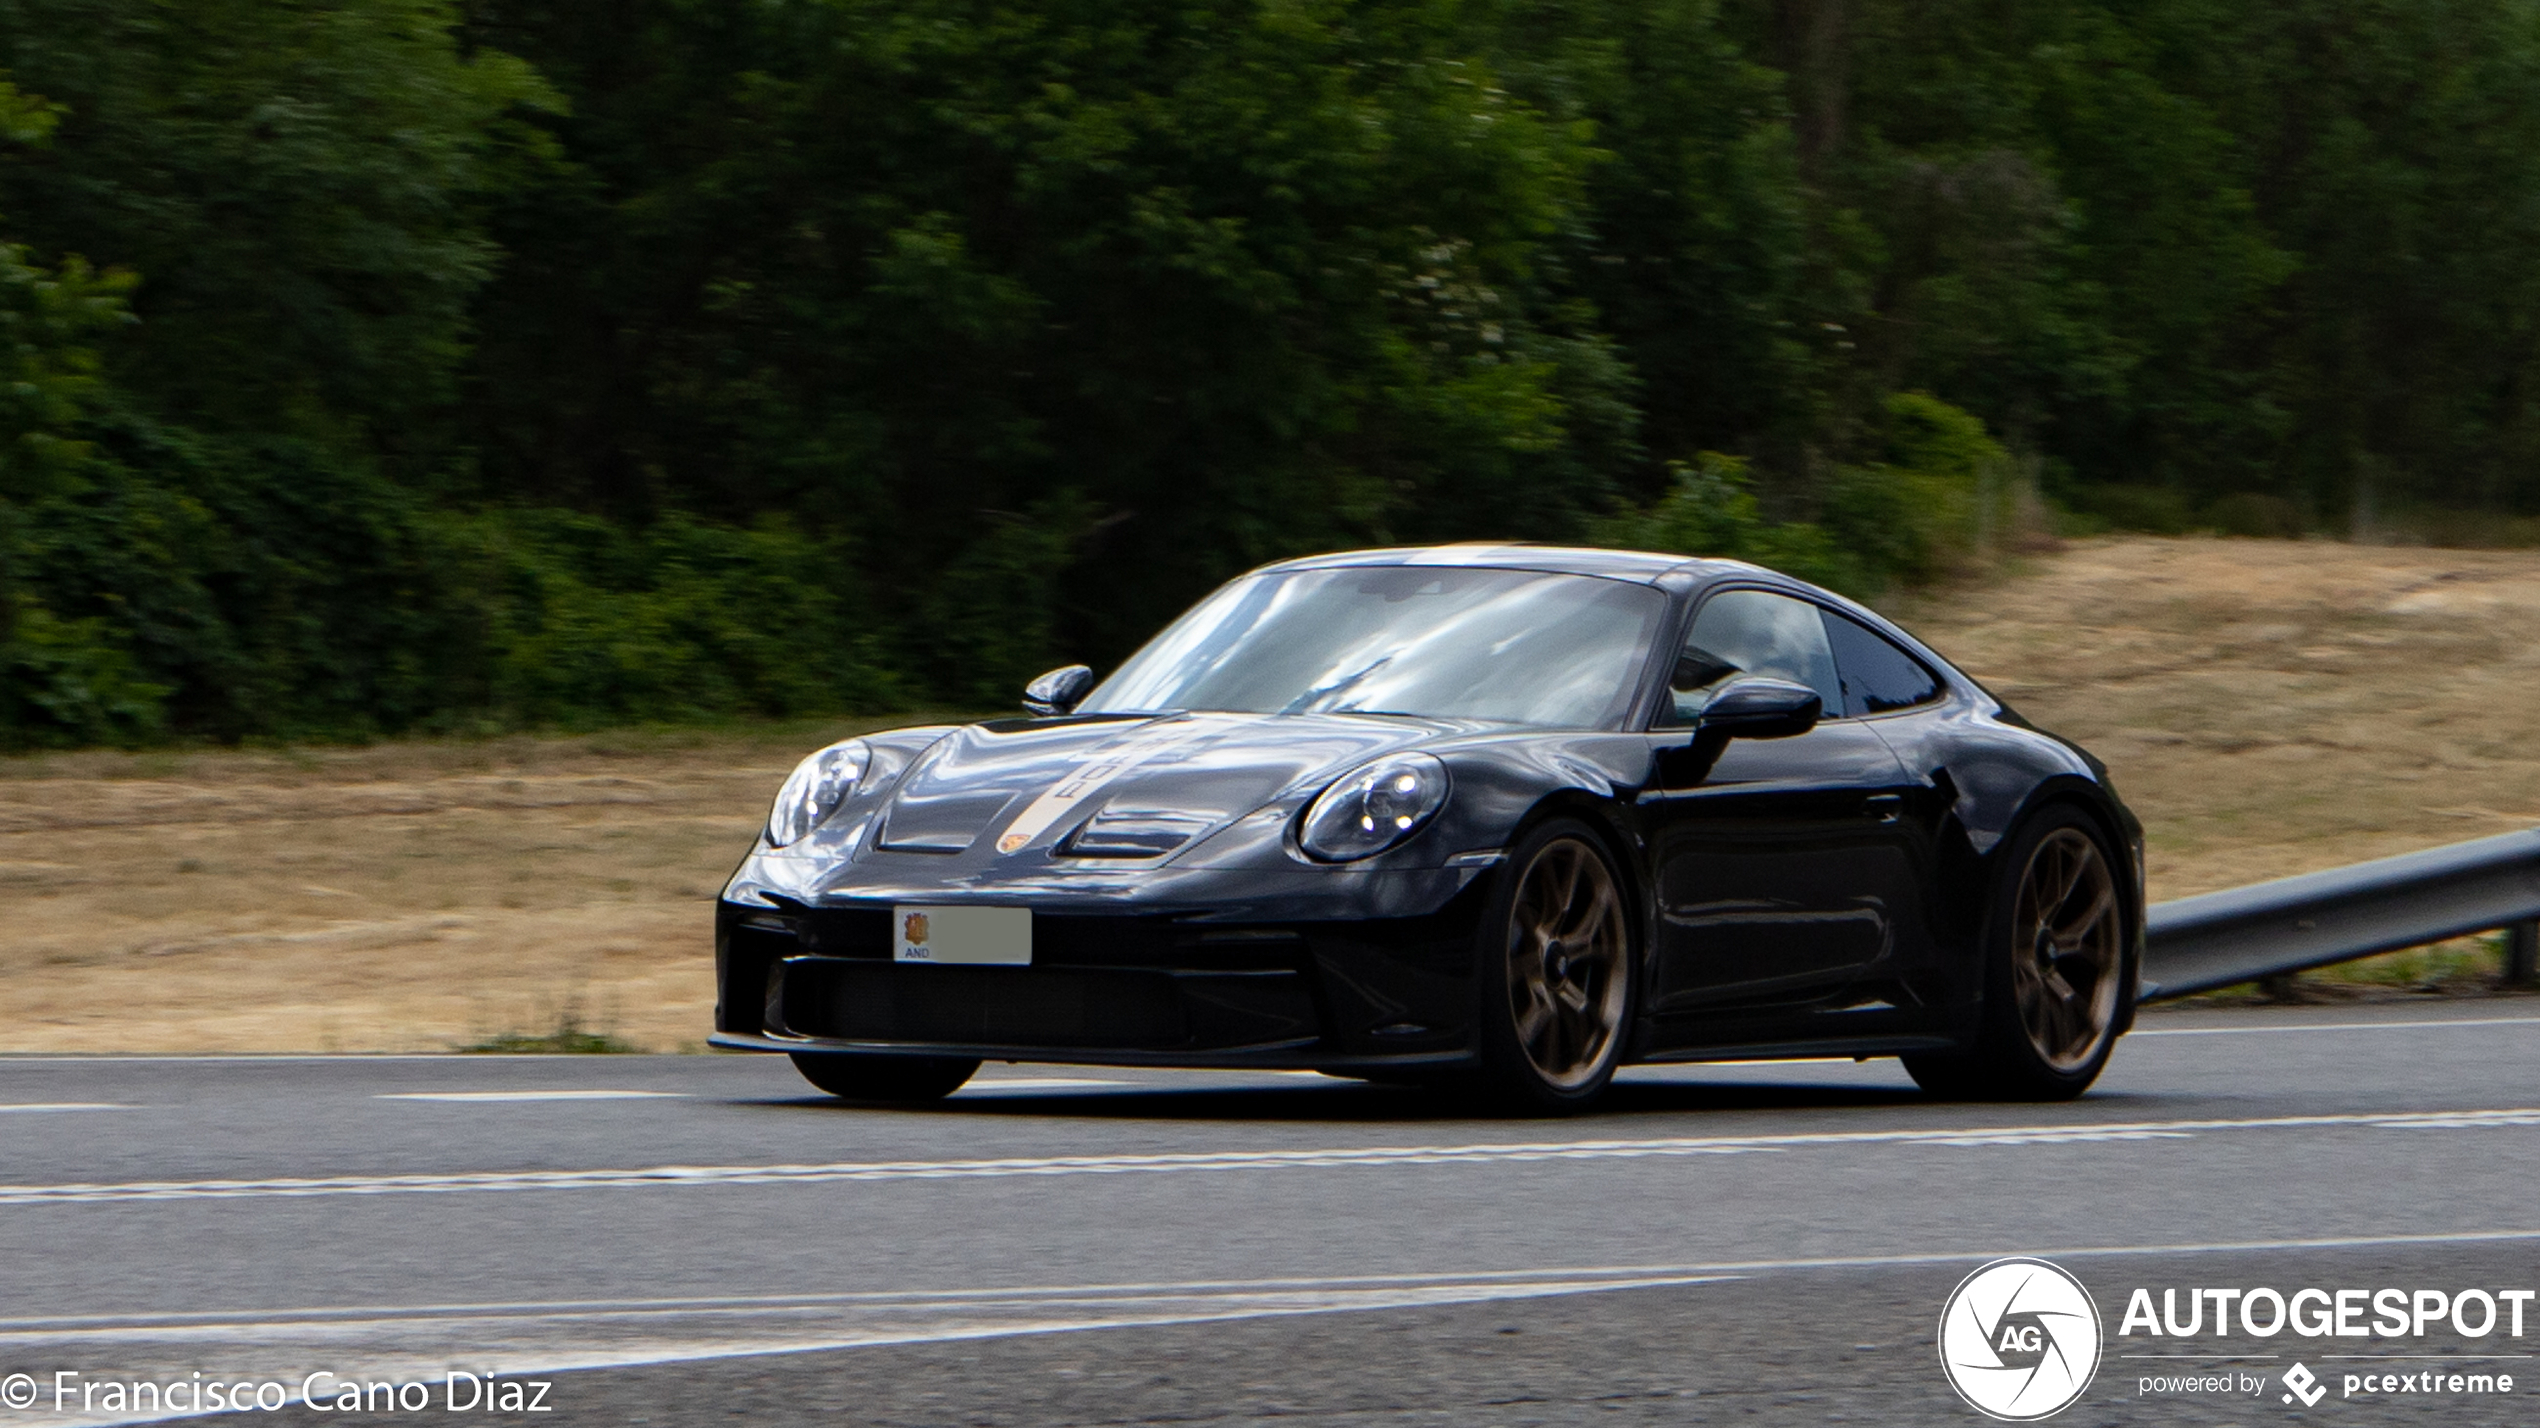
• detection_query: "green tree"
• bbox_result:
[0,73,163,745]
[2173,0,2540,521]
[0,1,566,740]
[463,0,1634,689]
[0,0,555,460]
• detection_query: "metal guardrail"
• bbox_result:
[2141,828,2540,1002]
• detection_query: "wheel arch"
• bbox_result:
[1490,789,1660,1057]
[1496,790,1646,918]
[1979,779,2145,1036]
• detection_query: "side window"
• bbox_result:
[1657,589,1842,726]
[1822,610,1943,717]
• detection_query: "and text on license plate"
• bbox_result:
[893,905,1032,965]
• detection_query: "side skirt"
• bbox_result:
[1631,1033,1959,1065]
[707,1030,1479,1073]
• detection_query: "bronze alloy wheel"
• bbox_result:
[2011,826,2123,1072]
[1504,836,1631,1091]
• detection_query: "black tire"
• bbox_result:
[1905,804,2131,1101]
[1472,819,1636,1115]
[790,1051,980,1102]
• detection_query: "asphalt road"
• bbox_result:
[4,1001,2539,1426]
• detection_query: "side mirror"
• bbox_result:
[1697,677,1821,740]
[1023,664,1095,717]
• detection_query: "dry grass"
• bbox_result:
[1888,536,2540,899]
[0,719,958,1052]
[1890,535,2540,1002]
[2,534,2535,1051]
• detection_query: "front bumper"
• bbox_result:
[711,884,1493,1068]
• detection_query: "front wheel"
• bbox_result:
[1473,820,1636,1114]
[1906,805,2130,1101]
[790,1051,979,1102]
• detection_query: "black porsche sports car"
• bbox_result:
[712,544,2143,1111]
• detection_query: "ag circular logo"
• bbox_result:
[1938,1257,2102,1420]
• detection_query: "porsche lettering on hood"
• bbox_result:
[992,717,1228,854]
[870,713,1457,861]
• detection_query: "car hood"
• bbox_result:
[866,711,1473,863]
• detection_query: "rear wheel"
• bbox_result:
[789,1051,979,1102]
[1906,806,2128,1101]
[1473,821,1635,1114]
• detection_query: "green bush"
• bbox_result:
[2204,492,2306,539]
[0,601,165,744]
[2064,483,2201,535]
[1590,452,1870,595]
[1600,394,2016,597]
[2373,506,2540,549]
[441,509,899,727]
[5,428,905,744]
[1827,393,2019,585]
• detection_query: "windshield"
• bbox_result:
[1080,566,1667,728]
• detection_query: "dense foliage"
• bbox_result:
[3,0,2538,742]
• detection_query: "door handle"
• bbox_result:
[1864,795,1904,823]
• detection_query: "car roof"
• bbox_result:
[1253,543,1748,585]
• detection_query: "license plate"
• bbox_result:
[893,905,1032,965]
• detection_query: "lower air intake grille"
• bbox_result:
[778,961,1189,1049]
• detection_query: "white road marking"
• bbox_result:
[0,1269,1746,1425]
[2377,1109,2540,1129]
[377,1090,687,1103]
[24,1225,2540,1420]
[0,1103,127,1114]
[0,1267,1745,1339]
[7,1105,2536,1207]
[2134,1015,2540,1036]
[22,1224,2540,1337]
[956,1078,1128,1092]
[1920,1129,2194,1146]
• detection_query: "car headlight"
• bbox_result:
[1299,753,1450,862]
[765,739,871,848]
